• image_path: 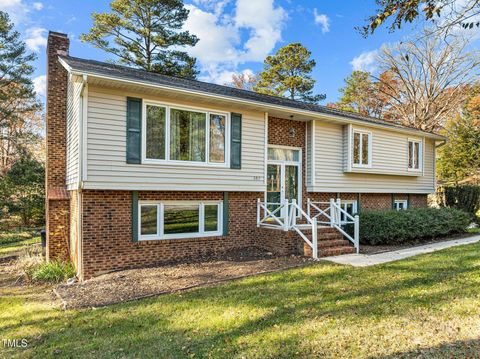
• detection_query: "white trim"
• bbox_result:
[264,112,268,186]
[394,199,408,210]
[346,124,352,172]
[59,60,444,141]
[339,199,358,224]
[81,81,88,183]
[311,120,316,186]
[351,128,372,168]
[407,138,423,172]
[138,200,223,241]
[141,100,230,168]
[265,145,302,217]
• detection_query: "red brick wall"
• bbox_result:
[46,32,70,262]
[80,190,264,279]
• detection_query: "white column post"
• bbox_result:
[307,198,311,218]
[329,198,335,227]
[257,198,260,227]
[283,199,289,231]
[354,214,360,253]
[336,198,342,225]
[312,218,318,259]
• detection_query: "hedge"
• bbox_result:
[442,185,480,221]
[359,207,471,245]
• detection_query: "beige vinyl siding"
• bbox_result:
[308,121,435,193]
[85,87,266,191]
[66,75,82,189]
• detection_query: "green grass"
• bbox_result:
[467,227,480,234]
[0,229,40,256]
[2,243,480,358]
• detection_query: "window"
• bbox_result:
[143,102,228,165]
[170,109,206,162]
[340,200,357,223]
[209,114,226,163]
[394,200,408,211]
[139,201,222,240]
[146,105,166,160]
[352,130,371,167]
[408,140,422,171]
[267,148,300,162]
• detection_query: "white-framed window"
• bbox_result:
[394,200,408,211]
[340,200,358,223]
[352,130,372,167]
[139,201,223,240]
[408,139,422,171]
[143,101,229,167]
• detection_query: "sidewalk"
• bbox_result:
[322,235,480,267]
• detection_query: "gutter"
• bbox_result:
[57,58,445,141]
[78,74,88,191]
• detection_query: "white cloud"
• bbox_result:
[207,68,254,85]
[184,0,287,83]
[33,74,46,97]
[313,8,330,33]
[25,27,47,52]
[350,50,379,73]
[0,0,28,23]
[32,2,43,10]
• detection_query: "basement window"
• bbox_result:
[138,201,223,240]
[394,200,408,211]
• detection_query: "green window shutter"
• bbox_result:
[223,192,229,236]
[407,194,411,209]
[391,194,395,210]
[127,97,142,164]
[357,193,361,213]
[230,113,242,169]
[132,191,139,242]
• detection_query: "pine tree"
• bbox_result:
[254,43,325,103]
[81,0,199,78]
[0,11,42,175]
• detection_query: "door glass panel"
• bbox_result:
[268,148,299,162]
[266,164,281,216]
[284,165,298,202]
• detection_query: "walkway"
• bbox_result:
[322,235,480,267]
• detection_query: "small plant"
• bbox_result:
[27,261,76,283]
[359,207,471,245]
[16,246,75,283]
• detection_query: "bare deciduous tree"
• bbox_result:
[374,35,480,132]
[226,72,259,91]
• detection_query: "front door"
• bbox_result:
[266,147,301,218]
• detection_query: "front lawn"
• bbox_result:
[0,229,40,256]
[2,243,480,358]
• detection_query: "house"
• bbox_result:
[45,32,444,280]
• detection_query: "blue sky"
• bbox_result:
[0,0,420,103]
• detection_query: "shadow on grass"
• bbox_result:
[2,242,480,358]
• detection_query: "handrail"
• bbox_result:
[288,199,318,259]
[329,198,360,253]
[306,199,332,225]
[257,199,290,231]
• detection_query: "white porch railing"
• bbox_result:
[308,198,359,253]
[257,198,360,257]
[257,199,318,259]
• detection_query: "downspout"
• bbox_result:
[77,74,87,279]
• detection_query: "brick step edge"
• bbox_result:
[319,246,356,257]
[317,239,351,248]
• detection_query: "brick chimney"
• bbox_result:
[45,32,70,261]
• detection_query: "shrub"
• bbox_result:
[27,261,76,283]
[17,247,75,283]
[442,185,480,221]
[359,207,471,245]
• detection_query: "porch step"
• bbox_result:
[317,239,351,248]
[319,246,356,257]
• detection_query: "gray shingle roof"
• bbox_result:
[60,55,442,138]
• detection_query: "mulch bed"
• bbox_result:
[359,232,478,254]
[55,249,313,309]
